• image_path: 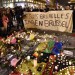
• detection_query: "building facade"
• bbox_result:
[0,0,46,8]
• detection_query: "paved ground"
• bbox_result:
[58,35,75,48]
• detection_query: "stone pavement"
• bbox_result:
[58,35,75,48]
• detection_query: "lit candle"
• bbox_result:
[33,58,37,67]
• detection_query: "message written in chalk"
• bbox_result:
[23,11,73,33]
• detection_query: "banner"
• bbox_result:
[23,10,73,33]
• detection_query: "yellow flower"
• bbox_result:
[18,40,20,43]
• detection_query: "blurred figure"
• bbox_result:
[44,5,49,12]
[6,8,13,28]
[26,7,31,12]
[32,7,39,12]
[0,11,9,37]
[2,14,9,30]
[12,9,16,20]
[0,10,3,28]
[65,5,70,10]
[14,6,24,30]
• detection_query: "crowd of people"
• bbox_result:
[0,5,52,37]
[0,5,75,37]
[0,6,24,37]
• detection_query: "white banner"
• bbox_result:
[23,10,73,33]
